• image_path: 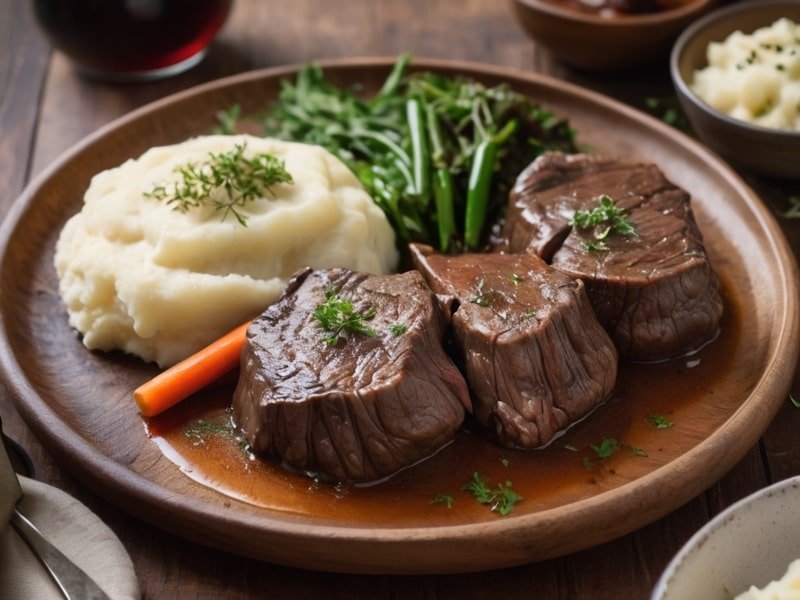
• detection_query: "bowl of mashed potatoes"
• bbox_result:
[671,0,800,178]
[651,475,800,599]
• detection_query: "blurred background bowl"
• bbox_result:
[651,476,800,599]
[511,0,721,71]
[671,0,800,179]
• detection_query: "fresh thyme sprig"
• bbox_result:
[570,194,637,252]
[145,143,293,226]
[312,289,377,346]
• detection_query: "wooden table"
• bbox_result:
[1,0,798,598]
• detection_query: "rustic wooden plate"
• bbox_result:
[0,59,797,574]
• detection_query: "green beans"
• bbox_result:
[464,140,498,250]
[406,98,431,206]
[426,103,456,252]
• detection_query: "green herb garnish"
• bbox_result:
[215,103,241,134]
[430,494,454,508]
[590,437,619,459]
[389,322,408,336]
[461,472,523,516]
[790,394,800,409]
[630,447,648,457]
[467,278,490,307]
[262,55,575,251]
[581,457,594,470]
[146,143,293,225]
[571,195,636,253]
[510,273,523,285]
[647,415,674,429]
[184,420,232,446]
[783,196,800,219]
[312,290,376,346]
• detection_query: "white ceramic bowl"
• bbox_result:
[652,476,800,599]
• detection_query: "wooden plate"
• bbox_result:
[0,59,797,574]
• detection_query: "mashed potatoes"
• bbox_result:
[691,18,800,131]
[55,135,398,367]
[735,558,800,599]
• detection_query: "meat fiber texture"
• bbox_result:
[54,135,398,367]
[232,268,471,483]
[502,153,723,362]
[410,245,618,449]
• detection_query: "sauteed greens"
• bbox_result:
[258,54,576,251]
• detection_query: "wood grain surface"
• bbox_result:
[1,0,799,597]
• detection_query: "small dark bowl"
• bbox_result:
[671,0,800,179]
[511,0,721,71]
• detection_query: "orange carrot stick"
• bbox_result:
[134,321,251,417]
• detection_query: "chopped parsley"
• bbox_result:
[461,472,523,516]
[145,143,293,225]
[312,289,376,346]
[184,419,232,446]
[430,494,454,509]
[647,415,674,429]
[783,196,800,219]
[570,195,637,253]
[590,437,619,459]
[510,273,523,285]
[630,447,648,457]
[467,278,490,307]
[388,322,408,336]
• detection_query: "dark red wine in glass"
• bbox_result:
[33,0,234,80]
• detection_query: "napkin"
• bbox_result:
[0,441,140,600]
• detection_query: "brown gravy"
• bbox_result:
[146,281,740,527]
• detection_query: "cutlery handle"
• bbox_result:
[11,508,112,600]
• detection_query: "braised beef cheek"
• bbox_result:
[411,244,617,449]
[501,152,723,362]
[232,268,470,483]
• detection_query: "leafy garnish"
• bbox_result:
[647,415,674,429]
[312,290,376,346]
[630,447,648,457]
[215,103,241,135]
[389,322,408,336]
[467,278,490,307]
[430,494,454,508]
[590,437,619,459]
[184,420,232,446]
[582,240,610,253]
[145,143,293,225]
[790,394,800,409]
[510,273,523,285]
[571,195,637,242]
[783,196,800,219]
[461,472,523,516]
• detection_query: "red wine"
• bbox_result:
[33,0,233,76]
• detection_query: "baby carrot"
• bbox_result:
[133,321,251,417]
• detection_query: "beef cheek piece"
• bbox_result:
[502,153,723,362]
[410,244,617,449]
[232,267,471,483]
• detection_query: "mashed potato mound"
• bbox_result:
[55,135,399,367]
